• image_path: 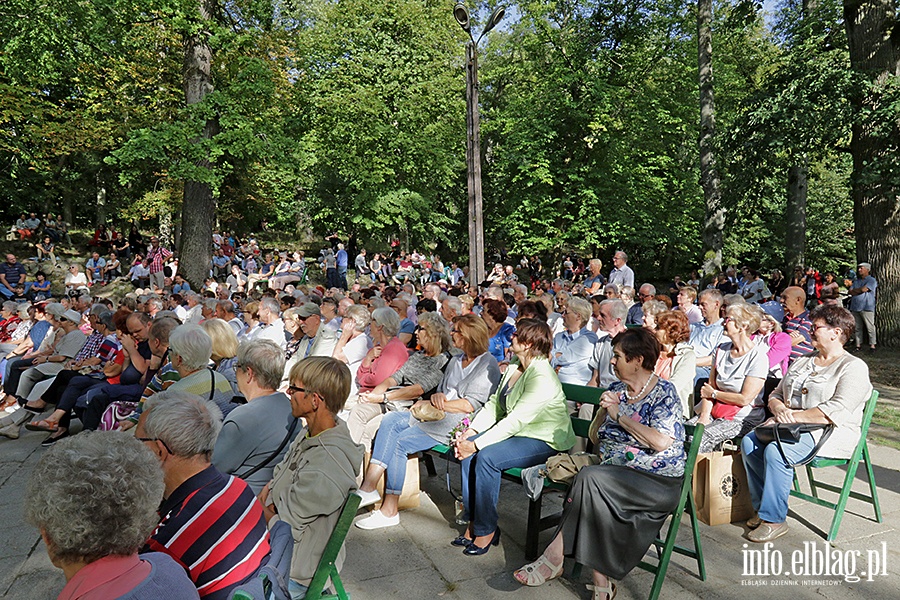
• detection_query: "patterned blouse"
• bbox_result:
[594,378,686,478]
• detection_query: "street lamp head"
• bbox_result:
[483,6,506,35]
[453,3,471,33]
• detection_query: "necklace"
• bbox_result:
[624,373,654,401]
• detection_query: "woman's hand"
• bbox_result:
[454,439,477,460]
[118,420,135,432]
[257,482,278,523]
[773,408,797,424]
[430,393,448,411]
[700,382,717,400]
[599,390,620,422]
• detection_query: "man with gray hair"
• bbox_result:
[250,296,286,350]
[608,251,635,288]
[587,299,628,389]
[442,296,462,321]
[216,299,243,335]
[138,391,270,599]
[146,297,164,318]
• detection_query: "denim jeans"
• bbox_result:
[741,430,816,523]
[289,579,308,599]
[370,411,437,495]
[460,435,557,537]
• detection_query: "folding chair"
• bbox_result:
[790,390,882,541]
[304,493,362,600]
[573,423,706,600]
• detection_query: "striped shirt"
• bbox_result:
[784,310,814,363]
[145,465,270,600]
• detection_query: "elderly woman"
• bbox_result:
[240,300,261,339]
[258,357,364,600]
[201,318,240,395]
[653,310,697,417]
[64,264,90,295]
[214,339,295,494]
[0,302,33,355]
[348,311,453,449]
[641,299,668,331]
[693,303,768,452]
[454,319,575,555]
[481,298,514,364]
[741,305,871,542]
[282,306,306,361]
[514,328,685,599]
[355,307,408,395]
[550,297,598,386]
[355,315,501,530]
[24,432,199,598]
[332,304,372,398]
[676,285,703,324]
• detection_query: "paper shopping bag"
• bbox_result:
[692,449,755,526]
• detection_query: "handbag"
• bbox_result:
[410,402,445,422]
[542,452,600,484]
[754,422,834,467]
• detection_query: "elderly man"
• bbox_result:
[689,288,725,383]
[442,296,462,322]
[587,299,628,390]
[216,300,244,335]
[250,296,286,350]
[780,285,814,363]
[293,303,338,359]
[608,251,635,289]
[138,391,270,600]
[846,262,877,352]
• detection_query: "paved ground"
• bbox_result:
[1,423,899,599]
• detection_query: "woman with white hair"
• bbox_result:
[25,432,199,598]
[213,339,296,494]
[354,307,408,396]
[550,297,598,386]
[332,304,372,398]
[0,302,33,354]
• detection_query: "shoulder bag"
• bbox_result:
[753,422,834,467]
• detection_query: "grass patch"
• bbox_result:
[873,404,900,430]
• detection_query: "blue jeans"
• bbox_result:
[460,435,556,537]
[0,282,31,298]
[370,411,438,495]
[741,430,816,523]
[289,579,308,599]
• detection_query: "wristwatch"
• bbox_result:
[711,390,718,400]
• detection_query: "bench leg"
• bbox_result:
[526,497,542,560]
[423,452,437,477]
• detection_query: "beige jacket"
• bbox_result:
[770,352,872,459]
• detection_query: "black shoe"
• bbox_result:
[450,535,474,548]
[41,429,69,447]
[463,529,501,556]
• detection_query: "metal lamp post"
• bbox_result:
[453,3,505,287]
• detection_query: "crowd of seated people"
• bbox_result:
[2,234,873,600]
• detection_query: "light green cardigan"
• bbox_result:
[470,357,576,451]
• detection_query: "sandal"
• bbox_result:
[24,419,59,433]
[514,554,564,586]
[587,581,617,600]
[0,397,17,412]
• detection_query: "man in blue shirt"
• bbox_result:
[846,262,877,352]
[85,252,107,285]
[335,243,348,290]
[0,254,29,299]
[689,288,725,384]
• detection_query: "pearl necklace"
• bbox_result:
[623,373,654,401]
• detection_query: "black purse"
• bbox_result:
[754,422,834,467]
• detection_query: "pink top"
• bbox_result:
[58,554,151,600]
[356,336,409,391]
[755,331,792,377]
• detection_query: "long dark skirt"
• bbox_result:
[559,464,682,580]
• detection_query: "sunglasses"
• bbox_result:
[287,384,312,397]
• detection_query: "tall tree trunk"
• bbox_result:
[844,0,900,345]
[785,156,808,270]
[698,0,724,275]
[179,0,218,288]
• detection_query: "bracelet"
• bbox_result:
[614,412,621,424]
[383,392,388,403]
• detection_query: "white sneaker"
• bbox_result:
[355,489,381,509]
[355,510,399,530]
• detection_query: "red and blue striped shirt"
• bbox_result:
[145,465,270,600]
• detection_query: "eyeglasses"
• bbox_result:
[137,436,173,454]
[288,384,311,397]
[450,328,459,334]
